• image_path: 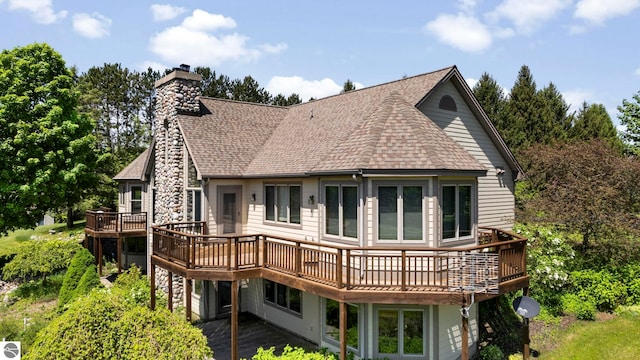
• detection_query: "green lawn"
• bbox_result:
[0,221,86,257]
[537,314,640,360]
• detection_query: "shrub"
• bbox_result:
[562,293,596,320]
[25,268,210,360]
[478,344,504,360]
[252,345,338,360]
[58,247,95,308]
[515,224,574,314]
[570,269,627,311]
[2,239,81,282]
[73,264,102,299]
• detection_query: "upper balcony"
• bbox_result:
[85,210,148,238]
[151,223,529,305]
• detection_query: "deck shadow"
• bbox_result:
[197,312,317,360]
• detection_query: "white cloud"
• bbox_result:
[574,0,640,25]
[489,0,572,33]
[5,0,67,24]
[562,89,595,114]
[182,9,236,31]
[466,77,478,89]
[149,9,286,67]
[73,13,111,39]
[635,68,640,76]
[266,76,345,101]
[424,13,492,52]
[150,4,187,22]
[139,60,169,72]
[259,43,288,54]
[458,0,478,13]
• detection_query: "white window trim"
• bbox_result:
[374,306,427,358]
[374,181,430,245]
[439,182,476,244]
[130,185,143,213]
[323,183,359,241]
[264,183,302,226]
[263,280,302,316]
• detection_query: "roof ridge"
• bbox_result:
[199,96,288,109]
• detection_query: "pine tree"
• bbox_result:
[570,102,623,151]
[537,82,571,142]
[472,72,506,132]
[502,65,540,153]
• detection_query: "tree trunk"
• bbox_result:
[67,207,74,228]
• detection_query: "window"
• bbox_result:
[325,298,359,350]
[442,184,473,241]
[265,184,301,225]
[193,280,203,296]
[264,280,301,315]
[186,189,202,221]
[377,309,425,357]
[325,185,358,239]
[439,95,457,111]
[131,186,142,213]
[119,184,125,205]
[123,237,145,253]
[377,184,425,242]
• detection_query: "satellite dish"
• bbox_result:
[512,296,540,319]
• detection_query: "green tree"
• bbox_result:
[72,264,102,299]
[472,72,506,131]
[272,93,302,106]
[618,90,640,155]
[537,82,571,141]
[231,75,272,103]
[0,43,97,232]
[58,247,95,308]
[2,239,81,283]
[341,79,356,93]
[569,102,623,151]
[194,66,232,99]
[502,65,540,153]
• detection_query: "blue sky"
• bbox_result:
[1,0,639,125]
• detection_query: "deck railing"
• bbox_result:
[86,210,147,233]
[152,224,527,292]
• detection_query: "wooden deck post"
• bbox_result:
[461,303,469,360]
[186,278,192,322]
[117,236,122,274]
[231,280,239,360]
[523,286,530,360]
[339,301,347,360]
[98,238,103,276]
[150,264,156,310]
[168,271,173,312]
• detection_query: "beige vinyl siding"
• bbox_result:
[436,305,478,360]
[244,278,321,344]
[419,81,515,230]
[245,178,320,241]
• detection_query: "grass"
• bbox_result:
[0,221,86,257]
[534,313,640,359]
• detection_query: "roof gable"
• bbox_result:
[114,146,153,181]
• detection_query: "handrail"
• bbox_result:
[151,223,528,292]
[86,210,147,232]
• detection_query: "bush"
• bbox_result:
[515,224,574,314]
[25,268,209,360]
[478,344,504,360]
[562,294,596,320]
[570,269,627,312]
[2,239,81,282]
[58,247,95,308]
[252,345,338,360]
[73,264,102,299]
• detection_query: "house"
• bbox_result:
[86,64,529,360]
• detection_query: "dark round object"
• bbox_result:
[512,296,540,318]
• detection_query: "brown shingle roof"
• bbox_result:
[169,66,518,178]
[179,99,287,177]
[114,147,152,181]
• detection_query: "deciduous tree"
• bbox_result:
[0,43,96,232]
[618,90,640,155]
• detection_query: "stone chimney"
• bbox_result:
[153,66,202,225]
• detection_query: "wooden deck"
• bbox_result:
[151,223,529,305]
[85,210,147,238]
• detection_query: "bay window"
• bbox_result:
[377,183,426,242]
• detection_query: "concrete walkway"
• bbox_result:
[196,313,317,360]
